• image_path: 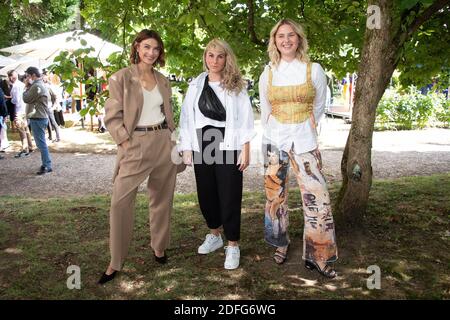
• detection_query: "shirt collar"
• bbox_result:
[277,58,302,72]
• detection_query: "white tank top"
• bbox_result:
[136,86,165,126]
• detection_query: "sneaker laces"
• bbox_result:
[205,234,219,245]
[224,246,239,258]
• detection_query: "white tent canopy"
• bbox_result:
[0,54,51,76]
[0,30,123,75]
[0,55,17,68]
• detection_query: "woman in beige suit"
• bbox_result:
[99,29,178,284]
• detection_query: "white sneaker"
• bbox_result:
[198,233,223,254]
[224,246,240,270]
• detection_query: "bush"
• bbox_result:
[171,93,181,128]
[433,97,450,128]
[376,87,448,130]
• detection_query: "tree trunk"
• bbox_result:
[336,0,449,227]
[76,0,85,30]
[337,0,398,227]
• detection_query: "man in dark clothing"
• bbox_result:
[23,67,53,175]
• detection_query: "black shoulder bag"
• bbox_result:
[198,75,226,121]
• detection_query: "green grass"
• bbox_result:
[0,174,449,299]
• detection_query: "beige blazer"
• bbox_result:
[104,64,175,146]
[105,64,182,181]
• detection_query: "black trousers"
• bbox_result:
[6,101,16,123]
[54,110,65,126]
[193,126,243,241]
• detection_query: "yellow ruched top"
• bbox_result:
[267,62,315,124]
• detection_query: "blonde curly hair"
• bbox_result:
[268,19,310,67]
[202,38,245,94]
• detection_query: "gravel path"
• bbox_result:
[1,118,449,198]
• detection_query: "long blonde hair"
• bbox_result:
[268,19,310,67]
[202,39,245,93]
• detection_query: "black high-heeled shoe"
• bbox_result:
[305,260,337,279]
[98,270,117,284]
[154,253,167,264]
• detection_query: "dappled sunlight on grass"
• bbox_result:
[219,294,244,300]
[174,201,198,208]
[268,283,286,291]
[324,284,338,291]
[204,271,245,285]
[155,268,185,277]
[351,268,372,274]
[286,272,354,293]
[0,174,448,299]
[4,247,23,254]
[177,295,203,300]
[286,275,318,287]
[391,261,413,282]
[118,279,146,293]
[226,269,246,280]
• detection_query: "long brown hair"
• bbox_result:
[129,29,165,67]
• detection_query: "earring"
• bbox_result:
[134,52,139,64]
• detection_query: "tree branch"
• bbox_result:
[406,0,449,38]
[247,0,265,46]
[392,0,448,64]
[122,11,128,54]
[199,13,215,37]
[299,0,307,21]
[400,2,421,24]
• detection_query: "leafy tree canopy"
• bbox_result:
[0,0,79,48]
[2,1,448,90]
[80,0,448,89]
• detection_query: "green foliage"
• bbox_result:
[78,0,448,93]
[4,1,447,120]
[434,96,450,126]
[170,89,182,128]
[397,4,450,90]
[49,31,125,117]
[0,0,78,48]
[80,0,368,83]
[376,87,448,130]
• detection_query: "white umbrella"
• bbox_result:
[0,55,52,76]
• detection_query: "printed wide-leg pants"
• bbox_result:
[263,144,338,263]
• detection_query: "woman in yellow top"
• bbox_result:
[259,19,338,278]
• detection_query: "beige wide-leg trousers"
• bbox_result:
[109,128,177,271]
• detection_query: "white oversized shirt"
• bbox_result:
[179,72,255,152]
[259,59,327,154]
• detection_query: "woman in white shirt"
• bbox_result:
[179,39,255,270]
[259,19,338,278]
